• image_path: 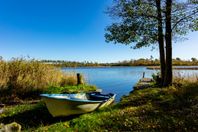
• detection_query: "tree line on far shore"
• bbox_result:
[40,57,198,67]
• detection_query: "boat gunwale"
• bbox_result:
[40,94,116,103]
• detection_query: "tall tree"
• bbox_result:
[164,0,173,86]
[105,0,166,85]
[105,0,198,86]
[156,0,166,85]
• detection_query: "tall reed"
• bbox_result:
[0,58,78,100]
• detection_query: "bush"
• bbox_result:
[0,58,81,102]
[152,72,161,85]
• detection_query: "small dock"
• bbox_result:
[134,78,154,90]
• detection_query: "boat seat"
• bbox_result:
[89,94,110,101]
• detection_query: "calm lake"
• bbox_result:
[62,66,198,102]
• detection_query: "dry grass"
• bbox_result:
[173,72,198,85]
[0,58,79,101]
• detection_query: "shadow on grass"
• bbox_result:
[0,103,80,130]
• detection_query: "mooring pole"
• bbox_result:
[142,72,145,78]
[77,73,83,85]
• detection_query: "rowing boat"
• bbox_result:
[40,92,116,117]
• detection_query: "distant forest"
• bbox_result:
[41,57,198,67]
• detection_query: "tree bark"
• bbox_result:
[164,0,173,86]
[156,0,166,86]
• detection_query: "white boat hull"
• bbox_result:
[41,93,115,117]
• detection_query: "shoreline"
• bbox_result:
[58,65,198,68]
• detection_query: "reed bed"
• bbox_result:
[147,66,198,70]
[173,72,198,84]
[0,58,78,102]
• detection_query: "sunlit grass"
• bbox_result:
[0,58,83,103]
[46,85,97,94]
[1,76,197,131]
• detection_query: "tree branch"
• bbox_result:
[172,8,198,30]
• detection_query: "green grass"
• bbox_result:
[67,86,198,131]
[0,102,73,131]
[0,84,97,131]
[1,80,197,131]
[45,85,97,94]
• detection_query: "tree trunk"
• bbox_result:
[156,0,166,86]
[164,0,173,86]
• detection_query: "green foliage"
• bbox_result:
[152,72,161,85]
[105,0,198,48]
[105,0,158,49]
[191,57,198,62]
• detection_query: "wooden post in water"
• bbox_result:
[142,72,145,78]
[77,73,83,85]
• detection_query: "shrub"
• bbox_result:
[152,72,161,85]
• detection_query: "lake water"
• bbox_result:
[62,66,198,102]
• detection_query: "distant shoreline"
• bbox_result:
[58,65,198,69]
[41,58,198,68]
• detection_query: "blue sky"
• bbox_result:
[0,0,197,63]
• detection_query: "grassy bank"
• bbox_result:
[0,58,90,104]
[1,77,197,131]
